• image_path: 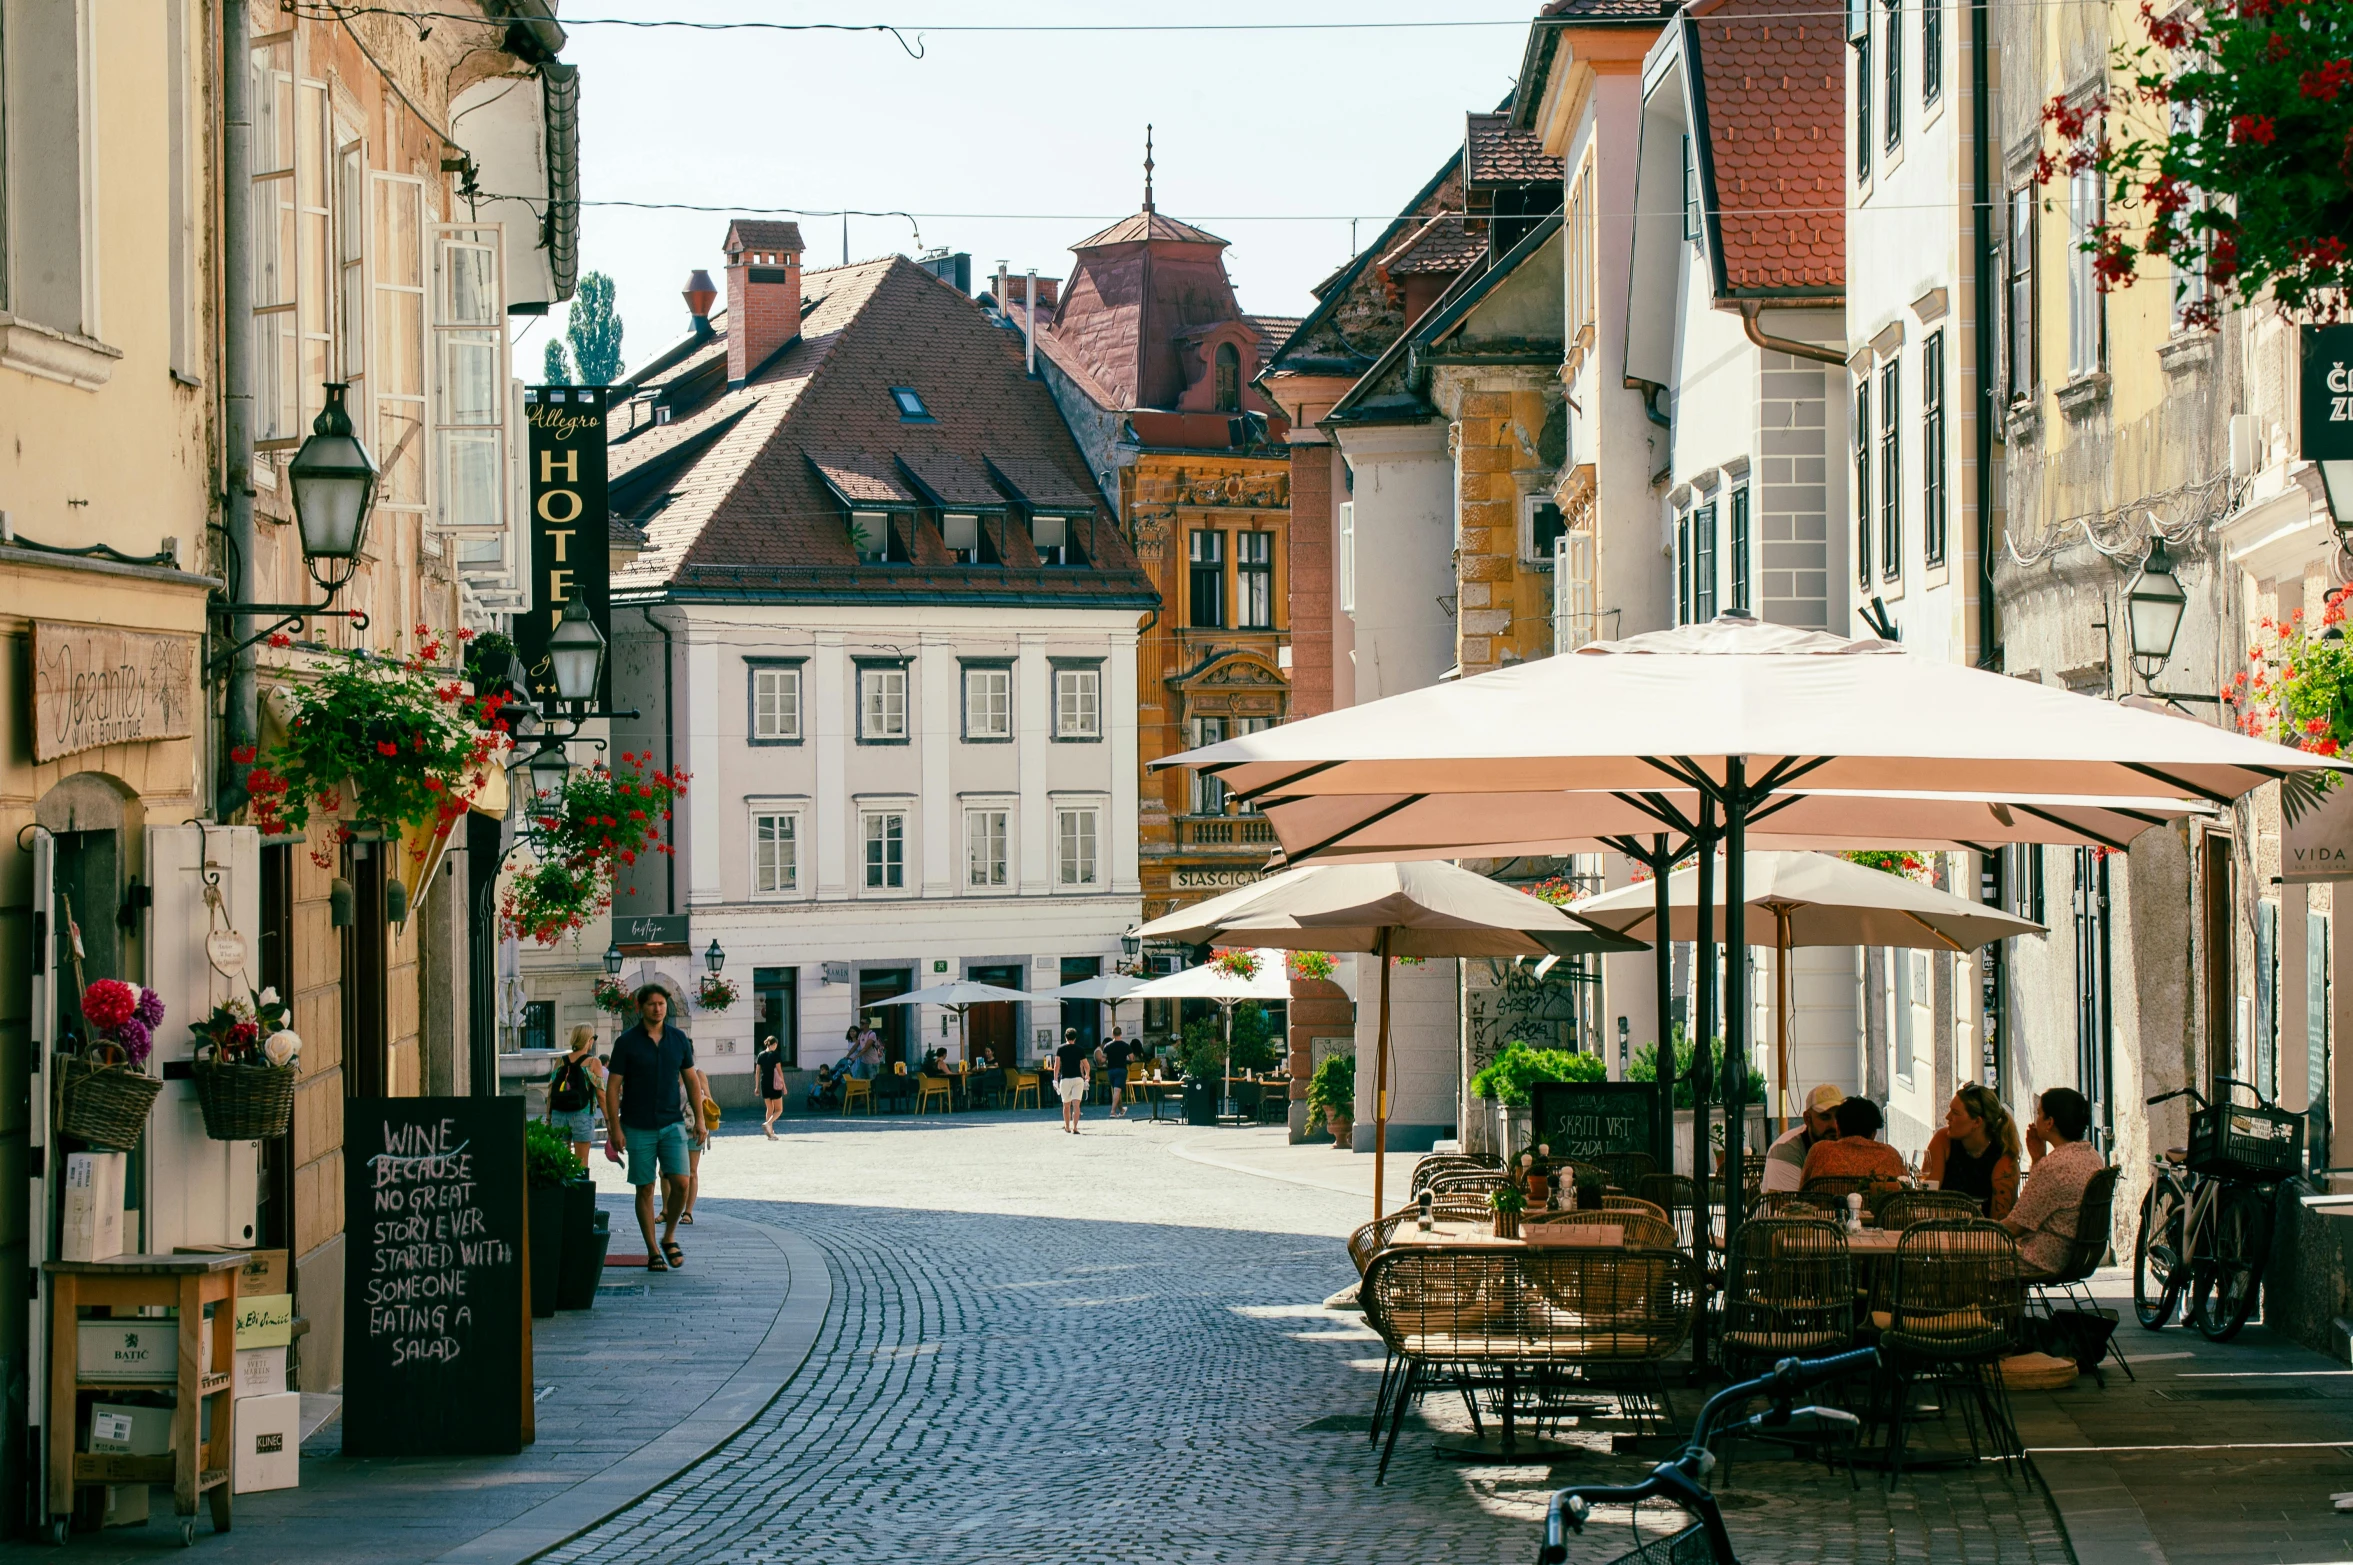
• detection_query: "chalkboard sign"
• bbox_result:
[1528,1081,1660,1166]
[344,1096,527,1457]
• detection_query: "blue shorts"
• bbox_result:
[622,1121,691,1186]
[547,1105,600,1142]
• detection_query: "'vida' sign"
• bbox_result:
[518,385,611,708]
[2283,774,2353,884]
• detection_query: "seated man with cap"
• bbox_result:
[1761,1083,1845,1193]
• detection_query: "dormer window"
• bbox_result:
[942,511,984,564]
[654,406,673,425]
[890,386,932,421]
[850,509,909,564]
[1214,342,1242,412]
[1030,511,1085,567]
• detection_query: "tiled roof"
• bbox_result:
[1384,215,1482,277]
[1247,316,1304,359]
[1540,0,1679,18]
[1071,210,1228,249]
[1690,0,1845,295]
[1465,112,1565,186]
[985,455,1100,510]
[610,252,1146,604]
[725,219,804,253]
[896,450,1002,509]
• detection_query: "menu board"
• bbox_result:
[1528,1081,1660,1166]
[343,1097,527,1457]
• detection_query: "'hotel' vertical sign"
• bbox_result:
[520,385,611,708]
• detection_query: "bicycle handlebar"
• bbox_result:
[2149,1075,2273,1113]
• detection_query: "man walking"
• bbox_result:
[1054,1027,1093,1134]
[1102,1026,1136,1118]
[602,985,709,1272]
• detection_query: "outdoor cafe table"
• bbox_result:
[1138,1079,1186,1120]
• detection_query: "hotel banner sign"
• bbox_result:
[31,621,197,762]
[519,384,611,709]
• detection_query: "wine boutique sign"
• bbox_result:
[30,621,197,762]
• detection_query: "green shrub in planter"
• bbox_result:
[1470,1040,1604,1107]
[1307,1054,1356,1136]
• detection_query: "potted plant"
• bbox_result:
[1471,1041,1604,1159]
[1308,1053,1356,1147]
[1489,1182,1526,1239]
[1286,950,1336,983]
[524,1119,582,1317]
[591,976,634,1019]
[502,751,687,946]
[696,973,739,1013]
[188,987,300,1141]
[57,980,165,1152]
[1209,947,1262,980]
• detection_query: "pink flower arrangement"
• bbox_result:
[80,979,162,1067]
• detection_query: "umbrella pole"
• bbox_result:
[1373,929,1393,1222]
[1651,835,1674,1185]
[1693,807,1716,1248]
[1723,761,1750,1241]
[1774,907,1793,1136]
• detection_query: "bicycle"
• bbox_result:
[2137,1076,2303,1342]
[1536,1348,1877,1564]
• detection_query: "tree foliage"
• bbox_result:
[541,337,572,385]
[567,271,625,385]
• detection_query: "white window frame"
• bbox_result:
[1190,716,1228,815]
[1053,666,1101,740]
[370,169,432,517]
[749,807,805,899]
[1337,501,1356,614]
[859,665,909,741]
[751,664,802,742]
[431,221,508,535]
[1056,806,1101,888]
[964,806,1011,891]
[2067,155,2104,378]
[861,809,910,892]
[964,666,1011,740]
[249,39,300,445]
[1553,529,1597,652]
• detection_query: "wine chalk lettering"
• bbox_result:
[362,1120,509,1368]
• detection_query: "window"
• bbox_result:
[1693,501,1718,621]
[851,510,907,564]
[1883,0,1903,152]
[1854,377,1873,586]
[1566,150,1598,337]
[433,224,507,533]
[942,511,983,563]
[1191,716,1228,814]
[2169,94,2210,330]
[1879,357,1902,581]
[1729,487,1752,613]
[335,134,366,380]
[1922,0,1943,105]
[521,1001,555,1054]
[5,2,93,339]
[251,41,299,442]
[1031,511,1075,566]
[372,170,430,513]
[890,386,931,419]
[752,812,800,895]
[2008,186,2036,403]
[1681,134,1702,242]
[859,665,908,741]
[1528,500,1567,563]
[1675,512,1694,625]
[1555,526,1598,651]
[965,809,1009,888]
[1189,530,1226,628]
[1922,332,1947,566]
[750,663,802,742]
[2068,156,2105,377]
[1338,501,1356,613]
[964,665,1011,740]
[754,968,799,1066]
[1855,30,1872,181]
[1055,665,1102,739]
[1057,808,1101,887]
[1237,531,1275,629]
[863,812,906,890]
[1213,342,1241,411]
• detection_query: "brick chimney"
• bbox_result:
[722,219,805,386]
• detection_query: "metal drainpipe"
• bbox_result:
[1971,0,2000,667]
[653,606,678,912]
[222,0,256,815]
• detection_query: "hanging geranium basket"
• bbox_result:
[502,752,687,945]
[1840,850,1933,881]
[1286,950,1336,983]
[57,981,165,1152]
[241,626,506,870]
[2228,587,2353,822]
[696,973,740,1012]
[1209,947,1262,980]
[592,976,634,1017]
[188,987,301,1141]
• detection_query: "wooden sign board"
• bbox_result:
[343,1096,528,1458]
[30,621,198,762]
[1528,1080,1660,1166]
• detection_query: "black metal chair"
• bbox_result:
[1878,1189,1986,1229]
[2024,1163,2132,1382]
[1721,1216,1856,1378]
[1869,1219,2028,1487]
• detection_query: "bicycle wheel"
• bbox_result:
[2134,1181,2186,1329]
[2194,1183,2271,1342]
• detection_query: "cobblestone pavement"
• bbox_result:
[547,1112,2069,1565]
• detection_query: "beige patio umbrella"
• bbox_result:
[1572,851,2046,1119]
[862,979,1031,1065]
[1134,861,1648,1219]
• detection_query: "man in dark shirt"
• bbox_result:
[1101,1027,1137,1118]
[1053,1028,1093,1135]
[602,985,708,1272]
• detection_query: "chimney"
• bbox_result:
[723,220,805,386]
[682,269,717,336]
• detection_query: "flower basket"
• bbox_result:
[190,1060,297,1141]
[57,1046,163,1152]
[696,974,739,1013]
[1491,1208,1522,1240]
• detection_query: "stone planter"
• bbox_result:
[1496,1104,1533,1162]
[1328,1115,1353,1150]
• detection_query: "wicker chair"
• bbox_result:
[1410,1153,1501,1197]
[1361,1244,1697,1482]
[1758,1189,1845,1219]
[1600,1194,1673,1225]
[1522,1208,1677,1250]
[2024,1164,2131,1382]
[1721,1216,1857,1378]
[1591,1152,1658,1191]
[1428,1170,1511,1199]
[1878,1189,1985,1230]
[1871,1219,2027,1486]
[1347,1196,1499,1276]
[1800,1172,1893,1206]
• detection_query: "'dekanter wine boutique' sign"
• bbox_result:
[30,621,198,762]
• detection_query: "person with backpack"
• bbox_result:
[546,1025,606,1165]
[755,1034,788,1139]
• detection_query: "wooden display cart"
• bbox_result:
[43,1252,241,1547]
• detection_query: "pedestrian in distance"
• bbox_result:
[844,1023,870,1079]
[680,1088,716,1225]
[755,1033,787,1139]
[1054,1026,1093,1134]
[1101,1026,1136,1118]
[601,985,709,1273]
[855,1021,886,1078]
[546,1024,606,1165]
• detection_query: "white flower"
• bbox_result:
[262,1030,301,1068]
[257,986,280,1008]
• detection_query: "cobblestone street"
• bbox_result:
[548,1113,2069,1565]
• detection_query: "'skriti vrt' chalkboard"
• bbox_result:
[343,1096,526,1457]
[1528,1080,1660,1166]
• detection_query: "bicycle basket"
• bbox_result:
[1599,1522,1717,1565]
[2187,1102,2304,1181]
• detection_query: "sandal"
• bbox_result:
[662,1241,685,1269]
[678,1212,694,1225]
[647,1253,669,1273]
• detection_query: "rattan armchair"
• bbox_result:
[1600,1194,1672,1225]
[1522,1208,1677,1250]
[1410,1152,1501,1197]
[1872,1219,2027,1485]
[1721,1216,1856,1378]
[1590,1152,1658,1190]
[1877,1189,1984,1230]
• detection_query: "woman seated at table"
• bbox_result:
[971,1045,997,1070]
[1800,1096,1906,1186]
[920,1049,951,1078]
[1923,1082,2021,1217]
[2003,1086,2104,1278]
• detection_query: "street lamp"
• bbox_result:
[602,941,623,976]
[1120,925,1141,961]
[547,596,607,707]
[285,383,377,592]
[704,938,726,974]
[2320,461,2353,531]
[2124,534,2190,679]
[527,741,571,800]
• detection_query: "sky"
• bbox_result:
[527,2,1539,380]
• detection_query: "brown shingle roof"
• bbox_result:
[896,450,1002,509]
[725,219,805,253]
[1465,112,1565,186]
[1690,0,1845,295]
[1384,215,1483,277]
[985,455,1100,511]
[1070,210,1228,249]
[807,450,918,505]
[1540,0,1679,18]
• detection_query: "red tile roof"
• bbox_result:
[1690,0,1845,295]
[1384,215,1483,277]
[724,219,804,253]
[1070,210,1228,249]
[1465,112,1565,186]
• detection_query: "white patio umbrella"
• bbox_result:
[1135,861,1648,1218]
[1039,972,1151,1045]
[1573,851,2046,1119]
[862,979,1031,1064]
[1125,949,1293,1128]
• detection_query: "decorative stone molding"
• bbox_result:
[2054,372,2111,419]
[0,313,122,389]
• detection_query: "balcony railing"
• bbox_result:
[1177,816,1277,848]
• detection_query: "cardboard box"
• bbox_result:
[233,1293,293,1350]
[61,1153,126,1263]
[172,1245,289,1300]
[234,1345,287,1398]
[101,1483,149,1528]
[87,1402,171,1456]
[78,1317,210,1383]
[232,1392,300,1494]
